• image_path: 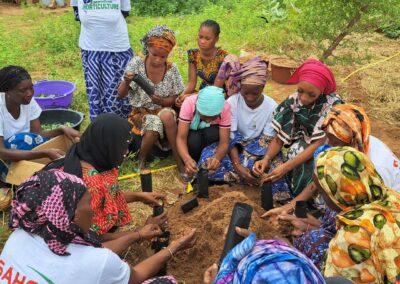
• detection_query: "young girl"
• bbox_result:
[175,20,228,107]
[118,26,185,173]
[253,59,343,197]
[0,66,80,181]
[199,56,290,204]
[177,86,230,177]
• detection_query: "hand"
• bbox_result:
[278,213,319,236]
[184,157,198,176]
[235,164,259,186]
[137,192,166,206]
[151,94,163,106]
[124,71,135,84]
[175,94,190,108]
[263,164,287,183]
[261,203,293,219]
[253,158,269,177]
[145,212,168,227]
[44,148,65,160]
[61,126,81,143]
[203,263,219,284]
[138,224,163,240]
[223,226,252,241]
[205,157,220,173]
[168,229,196,254]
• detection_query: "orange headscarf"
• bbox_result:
[141,25,176,55]
[322,104,371,153]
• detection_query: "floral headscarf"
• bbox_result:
[316,147,400,283]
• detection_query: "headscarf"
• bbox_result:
[322,104,371,153]
[215,233,325,284]
[141,25,176,55]
[315,147,400,283]
[10,170,101,256]
[217,55,268,97]
[190,86,225,130]
[287,59,336,95]
[0,65,31,92]
[45,113,132,177]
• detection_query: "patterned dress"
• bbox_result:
[187,48,228,90]
[125,56,184,148]
[272,92,342,196]
[316,147,400,283]
[81,49,134,120]
[81,162,131,235]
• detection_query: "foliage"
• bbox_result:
[131,0,208,15]
[286,0,400,58]
[380,24,400,39]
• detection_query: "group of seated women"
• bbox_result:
[0,19,400,284]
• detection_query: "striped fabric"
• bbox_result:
[81,48,133,120]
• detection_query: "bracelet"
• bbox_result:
[164,247,174,259]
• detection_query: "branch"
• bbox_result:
[322,5,369,60]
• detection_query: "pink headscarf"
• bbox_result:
[287,59,336,94]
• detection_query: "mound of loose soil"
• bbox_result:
[123,184,290,284]
[166,185,284,283]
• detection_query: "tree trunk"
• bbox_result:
[322,5,369,60]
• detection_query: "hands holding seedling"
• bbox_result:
[124,71,135,84]
[137,192,166,206]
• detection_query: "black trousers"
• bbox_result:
[187,125,219,162]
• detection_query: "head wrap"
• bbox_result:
[141,25,176,55]
[315,146,386,210]
[0,65,31,93]
[287,59,336,94]
[317,147,400,283]
[190,86,225,130]
[45,113,132,177]
[216,233,325,284]
[10,170,101,256]
[217,55,268,97]
[322,104,371,153]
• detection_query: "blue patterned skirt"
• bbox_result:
[198,132,291,204]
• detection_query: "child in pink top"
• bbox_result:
[176,86,231,177]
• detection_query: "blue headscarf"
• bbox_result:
[190,86,225,130]
[215,234,325,284]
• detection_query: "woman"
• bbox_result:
[204,228,325,284]
[315,147,400,283]
[198,56,290,202]
[1,169,196,284]
[0,66,80,181]
[176,86,230,177]
[253,59,343,197]
[266,104,400,269]
[118,25,185,173]
[45,114,167,253]
[175,20,228,107]
[71,0,133,120]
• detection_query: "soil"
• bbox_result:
[124,185,290,284]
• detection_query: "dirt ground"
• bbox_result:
[123,182,291,284]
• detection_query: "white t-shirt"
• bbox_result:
[0,93,42,140]
[227,93,277,140]
[368,135,400,191]
[71,0,131,52]
[0,229,130,284]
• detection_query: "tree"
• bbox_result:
[264,0,400,60]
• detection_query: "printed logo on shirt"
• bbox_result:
[0,259,38,284]
[82,0,120,11]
